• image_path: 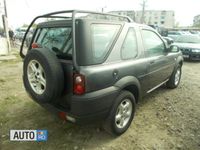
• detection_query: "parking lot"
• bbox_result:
[0,54,200,150]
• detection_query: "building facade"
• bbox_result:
[193,15,200,26]
[135,10,175,28]
[109,10,175,28]
[109,11,135,22]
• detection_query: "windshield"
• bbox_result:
[175,35,200,43]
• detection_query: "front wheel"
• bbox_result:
[103,91,136,136]
[166,65,182,89]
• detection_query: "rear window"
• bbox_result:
[35,27,72,59]
[91,24,121,62]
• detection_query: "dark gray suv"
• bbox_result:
[20,10,183,135]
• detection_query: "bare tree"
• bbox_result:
[3,0,7,17]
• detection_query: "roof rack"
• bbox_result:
[20,10,133,69]
[40,10,133,22]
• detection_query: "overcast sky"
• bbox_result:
[1,0,200,28]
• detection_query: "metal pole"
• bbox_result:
[3,0,7,18]
[2,0,10,53]
[141,0,147,24]
[2,15,10,53]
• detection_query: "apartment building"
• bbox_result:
[109,10,135,21]
[135,10,175,28]
[110,10,175,28]
[193,15,200,26]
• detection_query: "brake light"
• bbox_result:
[31,43,39,49]
[73,74,85,95]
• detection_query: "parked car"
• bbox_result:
[179,31,192,35]
[15,27,28,41]
[190,30,199,35]
[15,31,26,41]
[20,10,183,135]
[167,31,183,40]
[173,35,200,60]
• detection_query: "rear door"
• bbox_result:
[141,29,174,92]
[33,26,74,96]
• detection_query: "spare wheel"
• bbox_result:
[23,48,64,103]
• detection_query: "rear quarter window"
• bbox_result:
[91,24,121,63]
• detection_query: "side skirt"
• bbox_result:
[147,79,169,94]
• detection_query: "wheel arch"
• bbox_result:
[114,76,141,103]
[177,55,183,67]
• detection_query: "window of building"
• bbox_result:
[161,16,165,20]
[121,28,138,59]
[161,11,166,15]
[161,21,165,24]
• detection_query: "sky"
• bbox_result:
[1,0,200,28]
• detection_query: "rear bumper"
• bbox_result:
[38,86,119,124]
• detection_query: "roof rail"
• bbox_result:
[20,10,132,69]
[41,10,133,22]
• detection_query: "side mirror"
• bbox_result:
[163,37,174,45]
[169,45,179,52]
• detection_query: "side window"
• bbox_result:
[121,28,138,59]
[142,30,165,56]
[91,24,120,60]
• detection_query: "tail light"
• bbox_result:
[73,74,85,95]
[58,112,67,121]
[31,43,39,49]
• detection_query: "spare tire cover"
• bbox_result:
[23,48,64,103]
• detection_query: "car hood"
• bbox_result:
[173,43,200,49]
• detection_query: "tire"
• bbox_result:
[166,65,182,89]
[23,48,64,103]
[103,91,136,136]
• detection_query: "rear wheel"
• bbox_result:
[103,91,136,136]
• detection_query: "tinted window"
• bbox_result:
[142,30,165,56]
[121,28,138,59]
[36,27,72,58]
[91,24,120,61]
